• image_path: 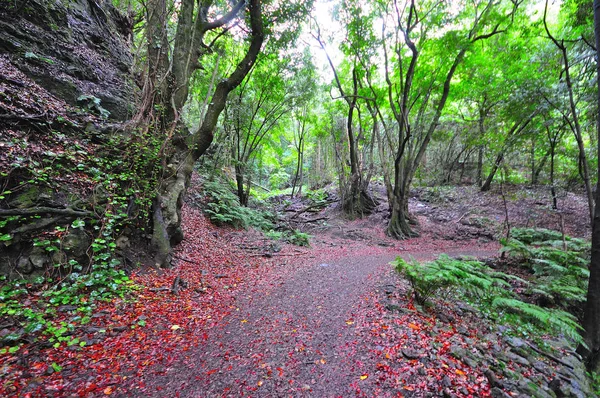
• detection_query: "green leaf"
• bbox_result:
[71,219,85,228]
[0,234,12,242]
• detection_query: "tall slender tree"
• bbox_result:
[579,0,600,372]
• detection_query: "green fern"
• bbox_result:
[200,176,309,246]
[393,252,585,345]
[501,228,589,311]
[393,255,510,305]
[492,297,584,344]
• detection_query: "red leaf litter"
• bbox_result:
[1,195,504,397]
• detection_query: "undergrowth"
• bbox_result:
[500,228,589,313]
[199,173,311,246]
[393,232,587,345]
[0,126,161,354]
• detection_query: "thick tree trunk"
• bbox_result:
[151,151,195,267]
[151,0,264,267]
[387,194,417,239]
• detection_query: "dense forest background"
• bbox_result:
[3,0,600,395]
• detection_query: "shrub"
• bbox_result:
[392,255,514,306]
[392,254,583,344]
[284,230,310,246]
[202,179,274,230]
[500,228,589,310]
[305,189,329,205]
[201,177,310,246]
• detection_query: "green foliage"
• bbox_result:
[269,170,291,189]
[284,229,310,246]
[203,179,274,230]
[393,255,514,306]
[305,188,329,205]
[500,228,589,310]
[265,229,310,246]
[0,269,133,349]
[1,124,161,348]
[77,94,110,119]
[392,254,583,344]
[491,297,583,342]
[201,175,310,246]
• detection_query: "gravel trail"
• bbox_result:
[141,245,498,397]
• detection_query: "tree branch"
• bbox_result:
[201,0,246,33]
[0,207,94,217]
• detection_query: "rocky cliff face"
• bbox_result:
[0,0,136,278]
[0,0,134,120]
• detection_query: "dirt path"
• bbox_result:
[138,243,498,397]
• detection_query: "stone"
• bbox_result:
[511,346,531,360]
[517,378,539,396]
[8,186,44,208]
[17,257,33,274]
[29,247,49,269]
[437,312,454,323]
[441,375,451,387]
[456,302,477,314]
[58,305,78,312]
[116,235,130,249]
[506,336,526,349]
[0,0,134,121]
[450,345,467,360]
[497,325,509,334]
[63,229,91,258]
[51,251,67,265]
[533,361,551,375]
[506,352,530,366]
[549,378,566,397]
[483,333,498,342]
[463,357,478,368]
[402,348,421,359]
[490,387,511,398]
[484,369,503,388]
[457,325,469,335]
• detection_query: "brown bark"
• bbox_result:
[481,113,537,192]
[578,0,600,371]
[151,0,264,267]
[544,1,594,223]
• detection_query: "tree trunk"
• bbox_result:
[387,193,417,239]
[343,67,374,217]
[532,150,549,185]
[550,143,558,210]
[476,146,484,187]
[151,0,264,267]
[481,113,536,192]
[298,148,304,196]
[544,4,594,223]
[235,165,248,206]
[481,152,504,192]
[578,0,600,370]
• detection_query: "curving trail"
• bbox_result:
[138,214,499,397]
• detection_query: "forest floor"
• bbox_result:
[0,179,593,397]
